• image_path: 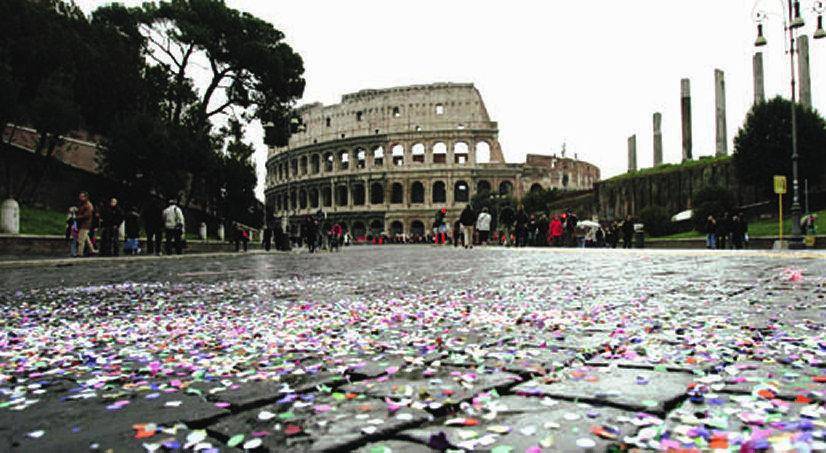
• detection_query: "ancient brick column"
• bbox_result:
[753,52,765,105]
[680,79,693,161]
[627,135,637,173]
[798,35,812,109]
[653,113,663,166]
[714,69,728,156]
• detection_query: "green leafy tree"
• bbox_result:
[692,185,736,233]
[638,205,672,237]
[521,188,560,215]
[470,189,515,233]
[94,0,305,134]
[733,97,826,198]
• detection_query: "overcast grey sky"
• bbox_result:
[77,0,825,199]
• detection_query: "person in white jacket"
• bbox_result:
[476,207,492,245]
[162,199,185,255]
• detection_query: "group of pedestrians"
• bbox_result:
[705,212,750,249]
[66,191,186,257]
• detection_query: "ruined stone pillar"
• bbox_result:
[714,69,728,156]
[798,35,812,109]
[653,113,663,167]
[627,135,637,173]
[753,52,765,105]
[680,79,693,161]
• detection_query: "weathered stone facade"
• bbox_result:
[265,83,600,237]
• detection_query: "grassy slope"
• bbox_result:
[20,206,67,236]
[657,209,826,239]
[18,206,208,240]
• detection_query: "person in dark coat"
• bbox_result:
[514,205,529,247]
[459,204,476,248]
[141,200,164,255]
[565,210,579,247]
[705,215,718,249]
[717,212,730,250]
[622,215,635,249]
[452,219,462,247]
[303,215,318,253]
[100,198,124,256]
[124,208,141,255]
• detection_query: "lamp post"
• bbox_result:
[754,0,824,242]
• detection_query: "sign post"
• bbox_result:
[774,175,787,241]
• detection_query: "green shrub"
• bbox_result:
[639,205,672,237]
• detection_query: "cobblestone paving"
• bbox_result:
[0,247,825,452]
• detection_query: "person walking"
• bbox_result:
[622,215,635,249]
[459,204,476,249]
[142,200,164,255]
[717,212,730,250]
[162,199,185,255]
[329,222,342,252]
[99,197,124,256]
[705,215,717,249]
[476,207,492,246]
[514,205,529,247]
[303,215,318,253]
[233,222,249,252]
[564,210,579,247]
[65,206,79,257]
[548,215,564,247]
[76,192,98,257]
[123,207,141,255]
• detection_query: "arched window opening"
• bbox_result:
[311,154,320,174]
[299,189,307,209]
[432,181,446,203]
[352,183,365,206]
[355,148,366,169]
[454,181,469,203]
[299,156,308,175]
[454,142,469,164]
[391,183,404,204]
[412,143,425,164]
[530,183,543,193]
[410,220,425,237]
[373,146,384,167]
[433,142,447,164]
[476,141,491,164]
[324,153,334,172]
[499,180,513,195]
[352,221,366,238]
[392,144,404,166]
[338,150,349,171]
[370,182,384,204]
[309,188,319,208]
[369,220,383,236]
[477,180,492,194]
[322,186,332,207]
[390,221,404,236]
[411,181,425,204]
[336,185,348,206]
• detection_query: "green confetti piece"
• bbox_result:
[227,433,244,447]
[332,392,346,401]
[492,446,513,453]
[278,411,295,419]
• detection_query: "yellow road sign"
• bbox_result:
[774,175,787,194]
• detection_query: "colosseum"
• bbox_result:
[265,82,600,239]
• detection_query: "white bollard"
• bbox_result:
[199,222,207,240]
[0,199,20,235]
[118,221,125,239]
[217,224,225,241]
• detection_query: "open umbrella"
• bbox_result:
[577,220,601,229]
[671,209,693,222]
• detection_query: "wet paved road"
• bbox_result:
[0,246,825,452]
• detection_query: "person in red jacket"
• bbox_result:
[548,215,564,247]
